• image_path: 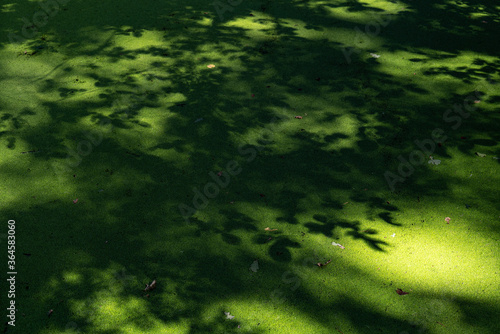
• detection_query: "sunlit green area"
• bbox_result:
[1,0,499,333]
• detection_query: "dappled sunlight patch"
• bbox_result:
[37,276,61,305]
[69,292,188,333]
[343,217,499,297]
[1,79,40,110]
[232,204,279,224]
[196,16,214,27]
[38,263,195,333]
[164,92,187,105]
[112,29,167,50]
[201,299,334,333]
[0,0,498,333]
[320,0,404,20]
[59,249,94,268]
[1,3,16,13]
[0,156,83,206]
[62,271,84,285]
[223,14,276,32]
[321,114,359,150]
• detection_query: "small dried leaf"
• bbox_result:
[475,152,486,157]
[250,260,259,272]
[396,288,409,295]
[317,259,332,268]
[224,311,235,319]
[428,156,441,165]
[332,242,345,249]
[264,227,278,231]
[144,280,157,292]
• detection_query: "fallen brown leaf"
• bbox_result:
[317,259,332,268]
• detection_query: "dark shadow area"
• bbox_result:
[0,0,499,333]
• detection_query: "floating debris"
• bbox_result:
[332,242,345,249]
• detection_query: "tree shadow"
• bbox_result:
[0,0,499,333]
